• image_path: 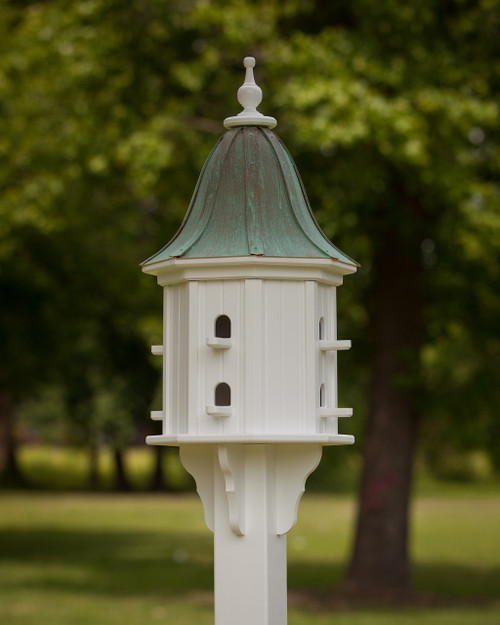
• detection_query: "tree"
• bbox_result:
[0,0,166,483]
[264,0,500,594]
[1,0,499,596]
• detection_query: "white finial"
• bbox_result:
[224,56,277,129]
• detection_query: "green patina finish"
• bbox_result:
[142,126,357,267]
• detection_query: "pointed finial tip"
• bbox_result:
[223,56,277,130]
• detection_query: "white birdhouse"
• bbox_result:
[142,57,357,625]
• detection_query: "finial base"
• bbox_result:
[224,113,277,130]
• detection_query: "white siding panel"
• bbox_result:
[178,283,189,435]
[263,280,282,432]
[304,281,317,434]
[244,279,264,433]
[280,281,303,432]
[165,284,178,436]
[166,283,189,436]
[187,281,200,435]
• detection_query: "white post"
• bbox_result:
[180,443,323,625]
[214,445,287,625]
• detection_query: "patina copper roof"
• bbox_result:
[142,57,357,268]
[142,126,356,266]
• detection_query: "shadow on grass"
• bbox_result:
[0,527,213,597]
[2,527,499,611]
[288,559,500,611]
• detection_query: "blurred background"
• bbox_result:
[1,0,499,617]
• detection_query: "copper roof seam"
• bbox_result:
[182,128,242,258]
[243,127,264,256]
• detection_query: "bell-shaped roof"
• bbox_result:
[142,57,357,268]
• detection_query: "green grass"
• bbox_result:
[1,489,499,625]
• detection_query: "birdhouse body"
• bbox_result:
[144,124,357,447]
[146,256,353,445]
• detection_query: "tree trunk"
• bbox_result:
[0,391,24,485]
[150,446,164,490]
[344,227,424,595]
[88,441,99,490]
[149,446,175,491]
[113,446,132,491]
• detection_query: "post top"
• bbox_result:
[223,56,277,129]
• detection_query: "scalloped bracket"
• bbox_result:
[179,443,322,537]
[273,444,323,534]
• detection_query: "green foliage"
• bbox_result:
[18,386,68,443]
[1,0,499,479]
[263,2,500,471]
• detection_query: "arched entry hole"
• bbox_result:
[215,382,231,407]
[215,315,231,339]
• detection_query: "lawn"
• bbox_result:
[1,488,499,625]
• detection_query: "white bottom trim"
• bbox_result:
[146,433,354,446]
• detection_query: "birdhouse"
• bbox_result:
[142,58,357,446]
[142,57,357,625]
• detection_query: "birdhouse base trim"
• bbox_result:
[146,433,354,446]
